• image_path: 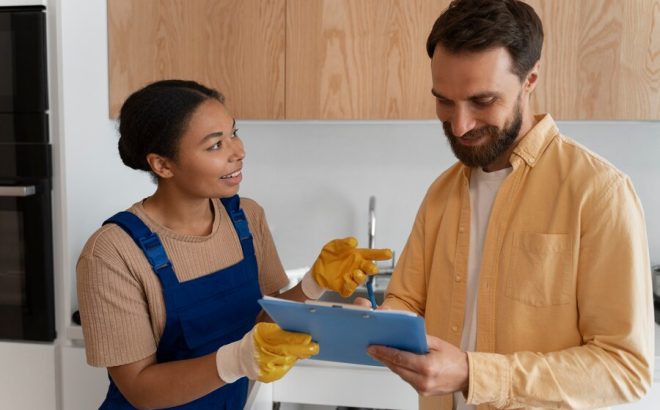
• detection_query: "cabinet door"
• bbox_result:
[0,342,56,410]
[61,346,109,410]
[286,0,659,120]
[528,0,660,120]
[107,0,285,119]
[286,0,447,119]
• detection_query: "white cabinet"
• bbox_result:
[0,341,56,410]
[272,360,417,409]
[615,383,660,410]
[60,345,108,410]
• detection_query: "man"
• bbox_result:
[367,0,654,409]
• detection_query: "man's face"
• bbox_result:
[442,96,522,169]
[431,45,530,170]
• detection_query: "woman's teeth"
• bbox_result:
[220,170,241,179]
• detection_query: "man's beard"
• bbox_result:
[443,102,523,169]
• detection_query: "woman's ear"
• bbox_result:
[146,153,174,179]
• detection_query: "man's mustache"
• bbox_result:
[443,122,501,140]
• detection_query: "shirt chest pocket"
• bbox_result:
[505,232,573,307]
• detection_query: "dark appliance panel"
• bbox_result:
[0,182,54,341]
[0,112,48,143]
[0,7,48,112]
[0,5,54,342]
[0,142,51,182]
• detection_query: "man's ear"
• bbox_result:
[146,153,174,179]
[524,61,540,94]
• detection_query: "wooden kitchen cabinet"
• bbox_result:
[108,0,660,120]
[107,0,286,119]
[285,0,446,119]
[528,0,660,120]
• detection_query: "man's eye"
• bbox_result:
[436,98,451,106]
[474,97,496,106]
[232,128,239,137]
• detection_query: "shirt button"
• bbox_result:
[459,226,465,233]
[451,325,458,332]
[455,275,461,282]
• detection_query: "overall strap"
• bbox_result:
[220,195,255,257]
[103,212,179,289]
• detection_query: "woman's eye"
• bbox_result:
[209,141,221,151]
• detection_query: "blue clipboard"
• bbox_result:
[258,296,428,366]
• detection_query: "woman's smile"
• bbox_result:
[220,169,242,185]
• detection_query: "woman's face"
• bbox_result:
[166,99,245,199]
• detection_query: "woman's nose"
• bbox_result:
[228,138,245,161]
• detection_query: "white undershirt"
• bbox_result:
[454,166,511,410]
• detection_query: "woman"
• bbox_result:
[77,79,391,409]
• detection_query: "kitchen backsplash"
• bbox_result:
[237,120,660,269]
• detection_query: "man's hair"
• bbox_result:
[426,0,543,81]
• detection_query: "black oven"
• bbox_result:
[0,6,47,112]
[0,5,54,342]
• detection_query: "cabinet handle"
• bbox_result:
[0,185,36,197]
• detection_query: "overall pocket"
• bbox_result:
[505,232,572,306]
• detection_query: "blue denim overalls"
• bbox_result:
[99,195,262,409]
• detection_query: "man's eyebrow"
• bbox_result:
[431,89,447,99]
[431,89,502,101]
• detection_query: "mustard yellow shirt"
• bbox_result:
[384,114,654,410]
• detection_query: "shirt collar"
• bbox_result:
[510,113,559,168]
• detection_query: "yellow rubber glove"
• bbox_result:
[254,322,319,382]
[215,322,318,384]
[306,237,393,298]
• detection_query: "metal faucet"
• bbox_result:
[368,196,376,249]
[367,195,395,276]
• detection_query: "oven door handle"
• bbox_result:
[0,185,37,197]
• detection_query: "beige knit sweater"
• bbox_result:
[76,197,288,367]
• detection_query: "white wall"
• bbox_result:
[55,0,660,315]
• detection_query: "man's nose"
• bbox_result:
[450,106,476,137]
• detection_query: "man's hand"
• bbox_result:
[367,335,469,397]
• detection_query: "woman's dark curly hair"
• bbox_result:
[118,79,225,172]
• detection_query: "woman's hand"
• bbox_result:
[302,237,392,298]
[216,322,319,383]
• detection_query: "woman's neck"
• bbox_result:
[142,188,215,236]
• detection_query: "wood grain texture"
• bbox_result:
[529,0,660,119]
[286,0,449,119]
[107,0,285,119]
[287,0,660,120]
[108,0,660,120]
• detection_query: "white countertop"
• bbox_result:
[66,323,660,384]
